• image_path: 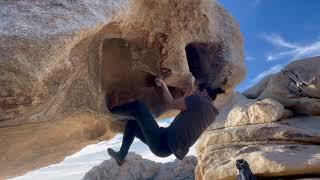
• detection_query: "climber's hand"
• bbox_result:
[155,77,166,87]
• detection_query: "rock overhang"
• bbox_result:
[0,0,245,178]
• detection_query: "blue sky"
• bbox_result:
[218,0,320,91]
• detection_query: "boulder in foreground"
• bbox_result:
[197,57,320,180]
[82,153,197,180]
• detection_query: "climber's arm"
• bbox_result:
[169,97,187,111]
[184,82,193,97]
[155,78,187,111]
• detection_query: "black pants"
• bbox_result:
[110,100,172,160]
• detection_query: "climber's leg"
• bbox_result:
[116,100,172,157]
[107,120,140,166]
[110,100,171,158]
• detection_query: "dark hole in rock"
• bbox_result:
[101,38,157,94]
[185,41,229,88]
[100,37,183,118]
[100,38,154,111]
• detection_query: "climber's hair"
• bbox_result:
[199,83,225,101]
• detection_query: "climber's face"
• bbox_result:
[195,89,209,98]
[200,89,209,97]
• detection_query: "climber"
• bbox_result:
[107,77,225,166]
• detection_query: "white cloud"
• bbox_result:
[263,33,320,61]
[252,64,283,83]
[241,64,283,92]
[263,34,298,49]
[245,56,256,61]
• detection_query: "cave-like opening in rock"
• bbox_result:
[185,42,228,87]
[101,37,187,117]
[100,37,157,106]
[185,42,208,83]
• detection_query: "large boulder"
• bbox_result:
[244,56,320,115]
[196,57,320,180]
[0,0,245,178]
[209,93,286,129]
[82,153,197,180]
[225,98,284,127]
[197,110,320,179]
[197,143,320,180]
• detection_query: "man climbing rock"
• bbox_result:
[107,77,225,166]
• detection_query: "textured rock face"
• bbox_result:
[226,98,284,127]
[0,0,244,178]
[244,56,320,115]
[198,143,320,180]
[82,153,197,180]
[196,58,320,180]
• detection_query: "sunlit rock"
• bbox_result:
[197,57,320,180]
[244,56,320,115]
[0,0,244,178]
[82,153,197,180]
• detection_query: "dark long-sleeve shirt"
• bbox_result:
[166,95,219,159]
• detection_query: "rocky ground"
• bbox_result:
[83,153,197,180]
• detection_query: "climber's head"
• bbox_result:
[198,83,225,101]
